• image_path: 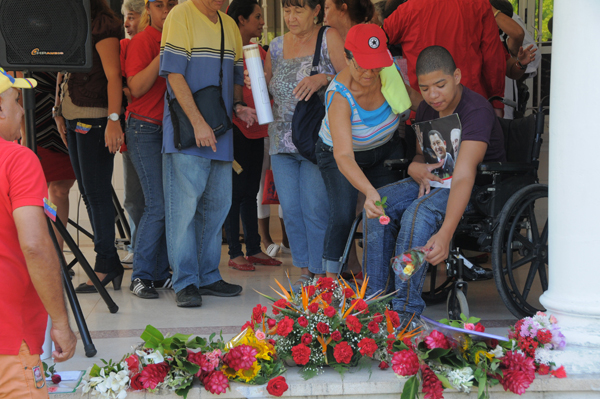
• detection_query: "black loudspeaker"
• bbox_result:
[0,0,92,72]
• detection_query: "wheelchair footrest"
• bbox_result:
[462,264,493,281]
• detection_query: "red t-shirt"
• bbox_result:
[232,45,269,139]
[120,38,130,78]
[383,0,506,109]
[125,25,166,122]
[0,141,49,356]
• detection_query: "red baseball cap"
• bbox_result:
[344,24,393,70]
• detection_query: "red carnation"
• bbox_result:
[386,334,395,354]
[224,345,258,371]
[267,318,277,328]
[252,304,267,324]
[308,303,319,314]
[536,329,553,345]
[305,285,316,297]
[130,373,144,390]
[272,299,289,315]
[324,306,336,318]
[301,333,313,345]
[367,320,380,334]
[203,370,230,395]
[537,364,550,375]
[551,365,567,378]
[317,322,330,335]
[373,312,384,323]
[379,361,389,370]
[266,376,289,397]
[344,288,355,298]
[297,316,309,327]
[241,321,254,332]
[331,331,342,341]
[322,292,333,304]
[421,364,444,399]
[392,350,419,376]
[351,298,369,314]
[358,337,378,357]
[187,351,214,377]
[316,277,335,291]
[125,354,140,374]
[346,315,363,333]
[425,330,451,350]
[140,362,170,390]
[386,310,401,328]
[474,323,485,332]
[276,316,294,337]
[291,343,311,365]
[333,341,353,364]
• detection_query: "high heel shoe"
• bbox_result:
[75,266,125,293]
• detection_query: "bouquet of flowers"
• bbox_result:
[391,246,431,281]
[81,358,130,399]
[508,311,567,377]
[253,275,399,379]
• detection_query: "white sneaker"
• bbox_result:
[266,243,280,258]
[121,252,134,270]
[280,244,291,254]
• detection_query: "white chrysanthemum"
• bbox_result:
[445,366,474,393]
[535,348,554,365]
[490,345,504,359]
[532,313,551,329]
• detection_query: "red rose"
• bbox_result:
[305,285,316,297]
[297,316,309,327]
[51,374,61,384]
[331,331,342,341]
[291,343,311,365]
[333,341,353,364]
[317,322,330,334]
[379,361,389,370]
[373,313,384,323]
[272,299,289,315]
[322,292,333,304]
[252,304,267,324]
[344,288,355,299]
[267,318,277,328]
[351,298,369,314]
[130,373,144,390]
[368,320,380,334]
[140,362,170,390]
[537,364,550,375]
[301,333,313,345]
[345,315,363,333]
[386,310,400,328]
[266,376,289,397]
[276,316,294,337]
[474,323,485,333]
[308,303,319,314]
[324,306,336,318]
[358,337,378,357]
[316,277,335,291]
[125,354,140,374]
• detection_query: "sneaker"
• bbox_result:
[280,243,291,254]
[176,285,202,307]
[154,277,173,290]
[130,278,159,299]
[198,280,242,297]
[121,252,134,264]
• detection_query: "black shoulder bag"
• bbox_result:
[291,26,327,164]
[168,12,232,150]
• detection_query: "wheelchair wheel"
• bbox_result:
[447,288,469,320]
[492,184,548,318]
[422,264,454,304]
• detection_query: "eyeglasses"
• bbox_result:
[351,58,383,74]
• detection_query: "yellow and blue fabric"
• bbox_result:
[318,78,399,151]
[0,68,37,95]
[159,2,244,161]
[379,64,411,116]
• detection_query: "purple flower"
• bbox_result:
[550,327,566,350]
[520,318,538,338]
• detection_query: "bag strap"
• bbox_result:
[217,12,225,87]
[310,26,327,76]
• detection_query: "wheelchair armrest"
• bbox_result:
[384,158,411,171]
[478,162,537,174]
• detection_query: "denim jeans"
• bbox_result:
[271,152,328,274]
[224,125,264,258]
[362,178,474,316]
[316,134,404,274]
[66,118,120,273]
[122,150,144,252]
[126,118,170,282]
[163,152,232,293]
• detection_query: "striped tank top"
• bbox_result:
[318,78,399,151]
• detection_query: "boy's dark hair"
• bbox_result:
[227,0,260,26]
[281,0,324,24]
[416,46,457,77]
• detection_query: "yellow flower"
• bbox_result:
[403,264,414,275]
[236,362,261,382]
[253,341,274,361]
[222,365,238,379]
[474,350,494,364]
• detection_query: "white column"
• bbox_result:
[540,0,600,374]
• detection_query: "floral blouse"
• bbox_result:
[267,27,336,155]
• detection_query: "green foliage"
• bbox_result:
[400,375,419,399]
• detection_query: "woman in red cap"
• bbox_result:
[315,23,405,277]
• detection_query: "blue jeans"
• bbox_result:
[271,153,328,274]
[163,152,232,293]
[122,150,144,252]
[316,134,404,274]
[66,118,120,273]
[126,118,170,282]
[362,178,475,315]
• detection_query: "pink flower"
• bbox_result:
[224,345,258,371]
[549,315,558,324]
[206,349,222,370]
[203,370,230,395]
[425,330,451,349]
[391,350,419,376]
[464,323,475,331]
[255,330,266,340]
[379,215,390,225]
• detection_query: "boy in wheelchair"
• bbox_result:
[363,46,506,322]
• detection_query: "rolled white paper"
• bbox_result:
[243,44,273,125]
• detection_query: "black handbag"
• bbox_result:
[167,13,232,150]
[291,26,327,164]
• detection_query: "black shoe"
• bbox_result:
[176,285,202,307]
[75,266,125,293]
[130,278,159,299]
[154,277,173,290]
[462,264,493,281]
[198,280,242,297]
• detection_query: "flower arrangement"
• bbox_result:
[81,358,130,399]
[252,275,400,379]
[391,247,431,280]
[390,313,566,399]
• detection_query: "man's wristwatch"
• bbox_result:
[108,113,120,122]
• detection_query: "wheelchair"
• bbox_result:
[340,97,549,320]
